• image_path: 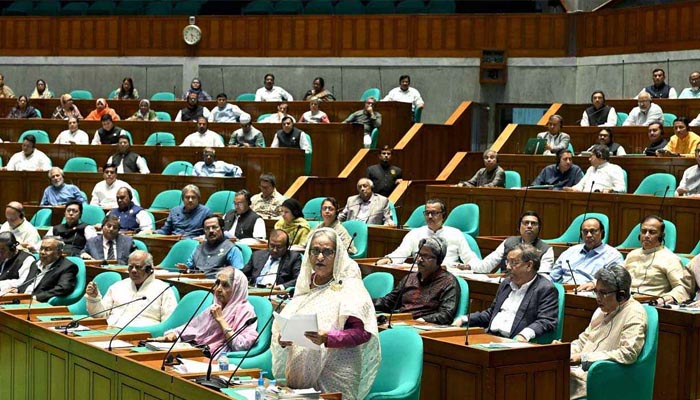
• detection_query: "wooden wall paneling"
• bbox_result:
[201,17,265,56]
[120,17,186,56]
[266,17,334,57]
[31,339,68,400]
[69,355,116,400]
[0,326,30,400]
[639,2,700,54]
[577,7,640,56]
[414,16,480,58]
[0,17,53,56]
[337,16,411,57]
[55,18,120,57]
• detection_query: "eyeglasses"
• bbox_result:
[321,206,336,211]
[268,244,285,251]
[423,211,442,217]
[505,259,525,266]
[65,208,80,214]
[416,252,436,261]
[521,220,540,227]
[592,289,616,299]
[128,264,147,271]
[581,229,600,235]
[309,248,335,258]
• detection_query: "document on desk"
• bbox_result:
[274,312,319,349]
[90,339,134,349]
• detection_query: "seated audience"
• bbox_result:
[367,146,402,197]
[565,145,626,193]
[303,77,336,102]
[586,128,626,156]
[52,93,83,120]
[180,117,224,147]
[659,117,700,157]
[566,266,648,400]
[223,190,266,241]
[643,122,668,156]
[106,135,150,174]
[255,73,293,102]
[228,115,264,147]
[3,135,52,171]
[193,147,242,177]
[126,99,158,121]
[90,163,137,209]
[374,236,459,324]
[40,167,87,206]
[184,216,244,278]
[636,68,677,99]
[457,150,505,187]
[175,92,211,122]
[299,99,330,123]
[452,244,558,342]
[181,77,212,101]
[243,229,301,289]
[0,232,35,291]
[81,215,136,265]
[85,250,177,327]
[549,217,623,285]
[382,74,424,112]
[274,198,311,247]
[162,267,258,351]
[112,77,139,100]
[251,173,285,219]
[30,78,52,99]
[310,197,357,255]
[18,238,78,302]
[6,95,39,119]
[91,114,124,145]
[679,71,700,99]
[344,97,382,147]
[376,199,478,268]
[676,143,700,197]
[54,117,89,144]
[0,73,15,98]
[463,211,554,275]
[537,115,570,155]
[209,93,249,123]
[107,188,152,233]
[338,178,394,226]
[580,90,616,127]
[531,148,583,189]
[155,185,212,238]
[45,201,97,256]
[84,98,121,121]
[0,202,41,252]
[623,92,663,126]
[270,116,310,152]
[261,102,296,123]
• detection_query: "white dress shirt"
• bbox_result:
[489,275,538,341]
[106,154,150,174]
[471,239,554,276]
[0,219,41,251]
[623,103,664,126]
[226,217,266,240]
[572,162,627,193]
[382,87,424,111]
[385,225,478,267]
[255,86,294,102]
[180,130,224,147]
[54,129,89,144]
[257,256,280,286]
[580,107,617,127]
[90,179,137,209]
[6,149,52,171]
[0,253,34,291]
[208,104,249,123]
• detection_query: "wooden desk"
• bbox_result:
[551,100,700,130]
[366,225,409,258]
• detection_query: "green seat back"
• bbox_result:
[366,329,423,400]
[48,257,86,306]
[60,205,105,226]
[444,203,479,238]
[413,107,422,123]
[690,240,700,256]
[68,271,121,315]
[162,161,194,176]
[151,92,176,101]
[304,0,334,14]
[144,132,176,146]
[388,201,398,226]
[301,197,325,222]
[235,93,256,101]
[272,0,303,14]
[107,89,118,99]
[256,113,272,122]
[428,0,456,13]
[463,232,482,259]
[363,272,394,299]
[616,112,628,126]
[342,220,368,259]
[403,205,426,229]
[30,208,52,228]
[126,290,213,337]
[455,277,470,318]
[63,157,97,172]
[370,128,380,149]
[366,0,395,13]
[148,189,181,211]
[205,190,237,214]
[360,88,381,102]
[235,243,253,265]
[33,0,61,15]
[616,219,677,252]
[70,89,93,100]
[155,111,171,121]
[133,239,148,252]
[242,0,273,14]
[158,239,198,271]
[504,170,522,188]
[533,283,565,344]
[226,296,273,360]
[663,113,677,127]
[544,212,610,245]
[396,0,426,13]
[633,173,677,196]
[19,129,50,143]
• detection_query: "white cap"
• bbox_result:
[240,114,251,124]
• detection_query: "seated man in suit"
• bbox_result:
[107,187,152,233]
[183,216,244,279]
[81,215,136,265]
[338,178,395,226]
[17,238,78,302]
[85,250,178,328]
[44,201,97,256]
[223,189,266,241]
[452,244,559,342]
[0,232,35,292]
[374,236,460,325]
[243,229,302,290]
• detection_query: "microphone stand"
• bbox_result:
[463,283,471,345]
[565,260,578,295]
[386,241,427,328]
[579,180,596,244]
[108,283,174,351]
[62,296,147,334]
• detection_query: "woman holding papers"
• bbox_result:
[271,228,380,400]
[162,267,258,351]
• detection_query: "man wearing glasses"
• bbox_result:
[623,92,663,126]
[549,218,623,288]
[676,143,700,196]
[343,96,382,147]
[375,199,478,268]
[44,200,97,256]
[243,229,302,290]
[85,250,177,328]
[461,211,554,275]
[338,178,394,226]
[16,238,79,302]
[374,236,460,325]
[182,216,243,279]
[457,150,505,187]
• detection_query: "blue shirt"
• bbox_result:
[550,243,623,284]
[156,204,211,238]
[193,161,242,177]
[40,184,87,206]
[532,164,584,189]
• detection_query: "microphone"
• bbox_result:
[347,232,357,252]
[220,67,226,96]
[60,296,147,334]
[519,182,529,217]
[387,239,427,328]
[155,132,161,146]
[565,260,578,295]
[161,279,220,370]
[19,272,49,321]
[632,290,672,308]
[287,227,299,251]
[463,279,471,345]
[657,185,669,217]
[579,180,596,244]
[195,316,258,391]
[108,283,174,351]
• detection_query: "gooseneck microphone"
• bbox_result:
[565,260,579,295]
[62,296,147,334]
[108,283,174,351]
[387,240,427,328]
[22,272,49,321]
[347,232,357,253]
[579,180,596,244]
[463,284,471,345]
[658,185,669,216]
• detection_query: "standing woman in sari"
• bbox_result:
[271,228,380,400]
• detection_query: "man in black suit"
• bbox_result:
[18,237,78,302]
[81,215,136,265]
[366,146,403,197]
[452,243,558,342]
[242,229,301,289]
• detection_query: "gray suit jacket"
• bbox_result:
[81,235,136,265]
[338,193,394,226]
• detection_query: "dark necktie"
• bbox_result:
[107,240,115,260]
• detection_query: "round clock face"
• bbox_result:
[183,25,202,45]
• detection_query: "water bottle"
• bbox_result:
[218,354,229,371]
[255,371,267,400]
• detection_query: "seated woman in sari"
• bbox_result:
[309,197,357,255]
[271,228,380,400]
[274,198,311,248]
[162,267,258,352]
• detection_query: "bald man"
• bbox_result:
[338,178,395,226]
[0,202,41,252]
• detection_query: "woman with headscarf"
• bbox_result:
[84,98,121,121]
[112,77,139,100]
[271,228,379,400]
[52,93,83,120]
[30,79,53,99]
[161,267,258,352]
[303,77,336,102]
[127,99,159,121]
[6,95,40,119]
[274,198,311,248]
[309,197,357,255]
[586,128,626,156]
[181,77,212,101]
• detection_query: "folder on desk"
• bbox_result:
[274,312,319,349]
[523,138,547,154]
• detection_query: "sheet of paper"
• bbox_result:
[172,358,232,375]
[144,341,193,351]
[90,339,134,349]
[274,312,319,349]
